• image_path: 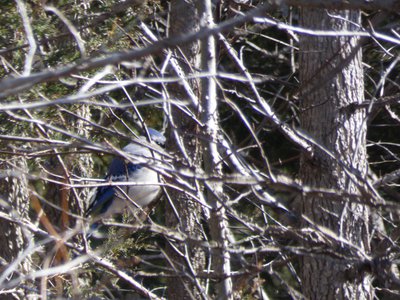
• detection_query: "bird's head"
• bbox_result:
[146,128,166,147]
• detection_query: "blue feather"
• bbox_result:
[86,186,115,217]
[85,128,165,238]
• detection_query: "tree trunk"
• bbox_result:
[0,158,32,299]
[299,9,373,299]
[165,1,206,299]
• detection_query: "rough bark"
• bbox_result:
[165,1,206,299]
[0,158,32,299]
[299,9,373,299]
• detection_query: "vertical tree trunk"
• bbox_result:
[165,1,206,299]
[0,158,32,300]
[299,9,373,299]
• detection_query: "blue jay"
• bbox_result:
[85,128,165,232]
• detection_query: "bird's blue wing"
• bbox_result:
[85,185,115,218]
[107,157,126,177]
[86,157,142,218]
[108,157,142,176]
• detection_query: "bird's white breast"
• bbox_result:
[116,142,162,210]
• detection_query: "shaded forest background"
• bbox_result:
[1,0,400,299]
